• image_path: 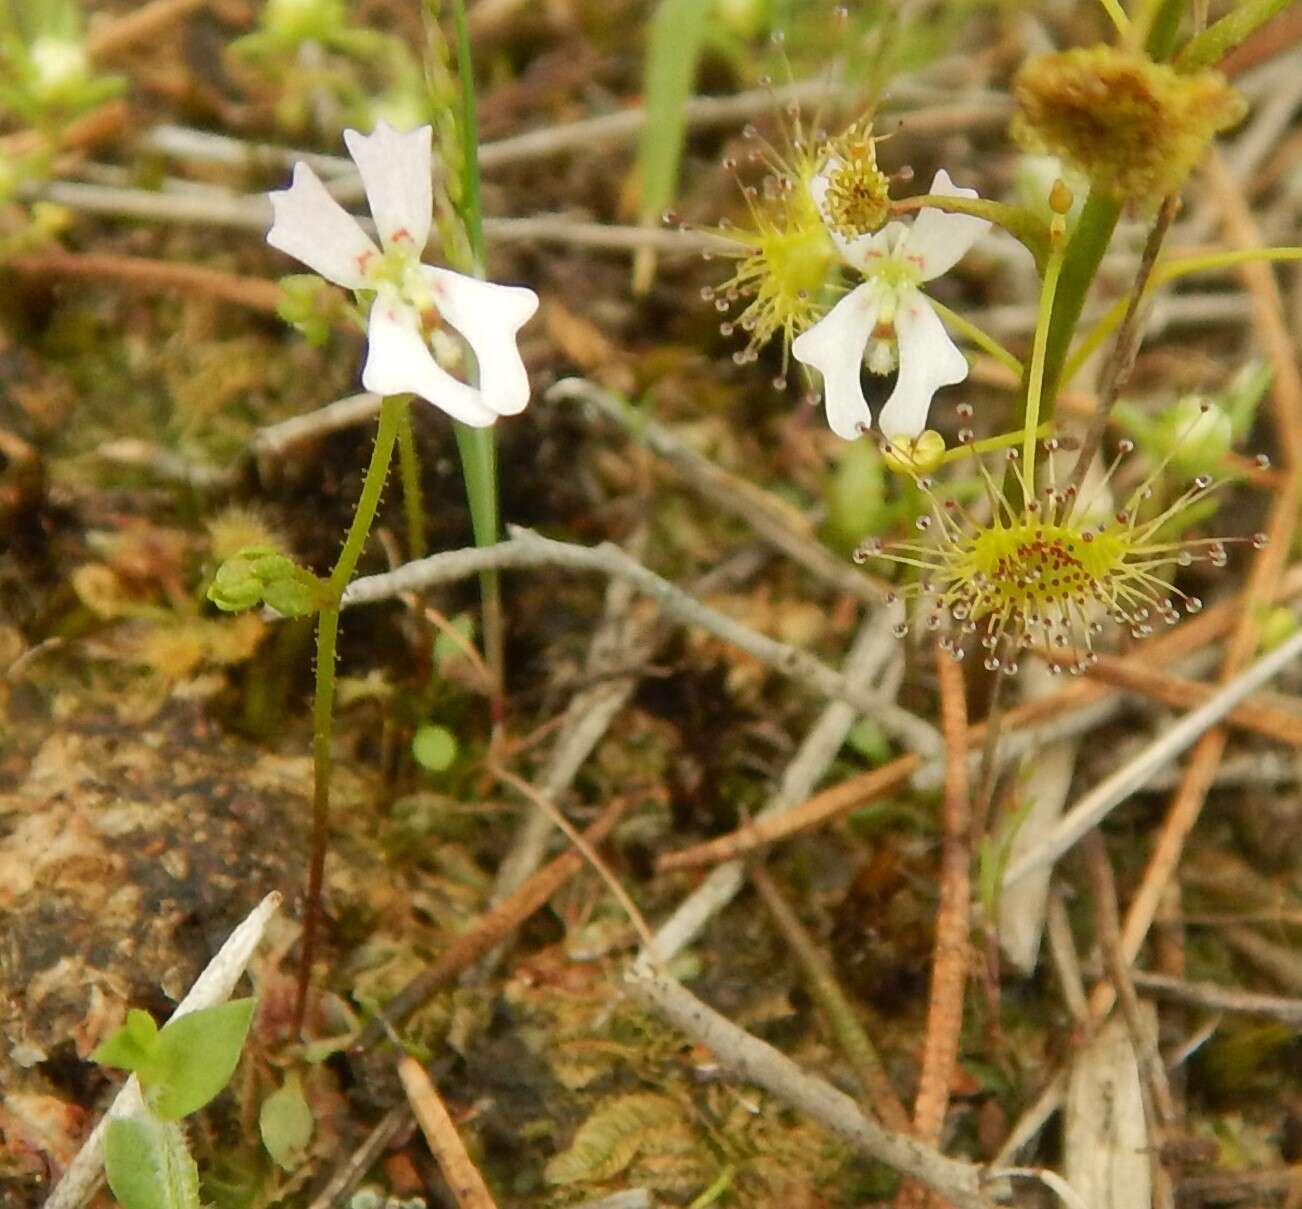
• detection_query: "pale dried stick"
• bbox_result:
[642,609,903,964]
[46,893,281,1209]
[305,1105,409,1209]
[342,528,940,754]
[551,377,892,606]
[1001,622,1302,890]
[624,967,998,1209]
[750,863,913,1132]
[1082,832,1177,1133]
[250,393,382,467]
[397,1057,499,1209]
[1127,971,1302,1023]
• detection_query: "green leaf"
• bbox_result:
[104,1115,201,1209]
[92,1008,159,1073]
[141,999,255,1122]
[1177,0,1294,72]
[207,560,265,613]
[260,573,325,618]
[259,1072,314,1171]
[635,0,714,230]
[412,723,458,773]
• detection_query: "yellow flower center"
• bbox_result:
[819,140,891,240]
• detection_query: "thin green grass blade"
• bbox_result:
[633,0,714,289]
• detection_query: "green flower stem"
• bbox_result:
[1035,191,1122,417]
[928,298,1024,377]
[454,420,505,699]
[1061,246,1302,389]
[295,393,405,1034]
[449,0,506,705]
[1177,0,1296,71]
[395,401,427,559]
[938,422,1053,467]
[1023,241,1067,490]
[1095,0,1131,38]
[891,193,1051,267]
[1017,0,1178,445]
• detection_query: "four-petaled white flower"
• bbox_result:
[792,168,989,442]
[267,120,538,427]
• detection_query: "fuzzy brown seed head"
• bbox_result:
[1011,45,1245,204]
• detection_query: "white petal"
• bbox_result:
[362,302,497,427]
[343,121,434,254]
[791,283,879,441]
[267,162,377,288]
[903,169,990,282]
[877,292,968,438]
[424,268,538,416]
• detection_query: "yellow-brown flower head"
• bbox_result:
[704,124,839,376]
[1011,45,1245,204]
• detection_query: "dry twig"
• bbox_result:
[623,967,998,1209]
[397,1057,499,1209]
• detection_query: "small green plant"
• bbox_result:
[0,0,123,128]
[92,1000,256,1209]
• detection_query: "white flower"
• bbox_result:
[267,121,538,427]
[792,169,989,441]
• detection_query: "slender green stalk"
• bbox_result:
[1036,191,1122,417]
[928,298,1024,378]
[449,0,505,703]
[892,193,1050,267]
[1023,244,1067,489]
[450,0,486,270]
[454,420,505,696]
[294,393,405,1033]
[395,401,427,559]
[1021,0,1180,435]
[1095,0,1132,39]
[1061,246,1302,390]
[938,422,1053,467]
[1177,0,1295,71]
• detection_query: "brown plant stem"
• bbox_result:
[896,646,974,1209]
[912,646,973,1147]
[398,1057,500,1209]
[86,0,206,60]
[8,251,284,311]
[1034,647,1302,745]
[1065,193,1180,498]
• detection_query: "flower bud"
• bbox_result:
[882,430,946,476]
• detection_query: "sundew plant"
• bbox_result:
[11,2,1302,1209]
